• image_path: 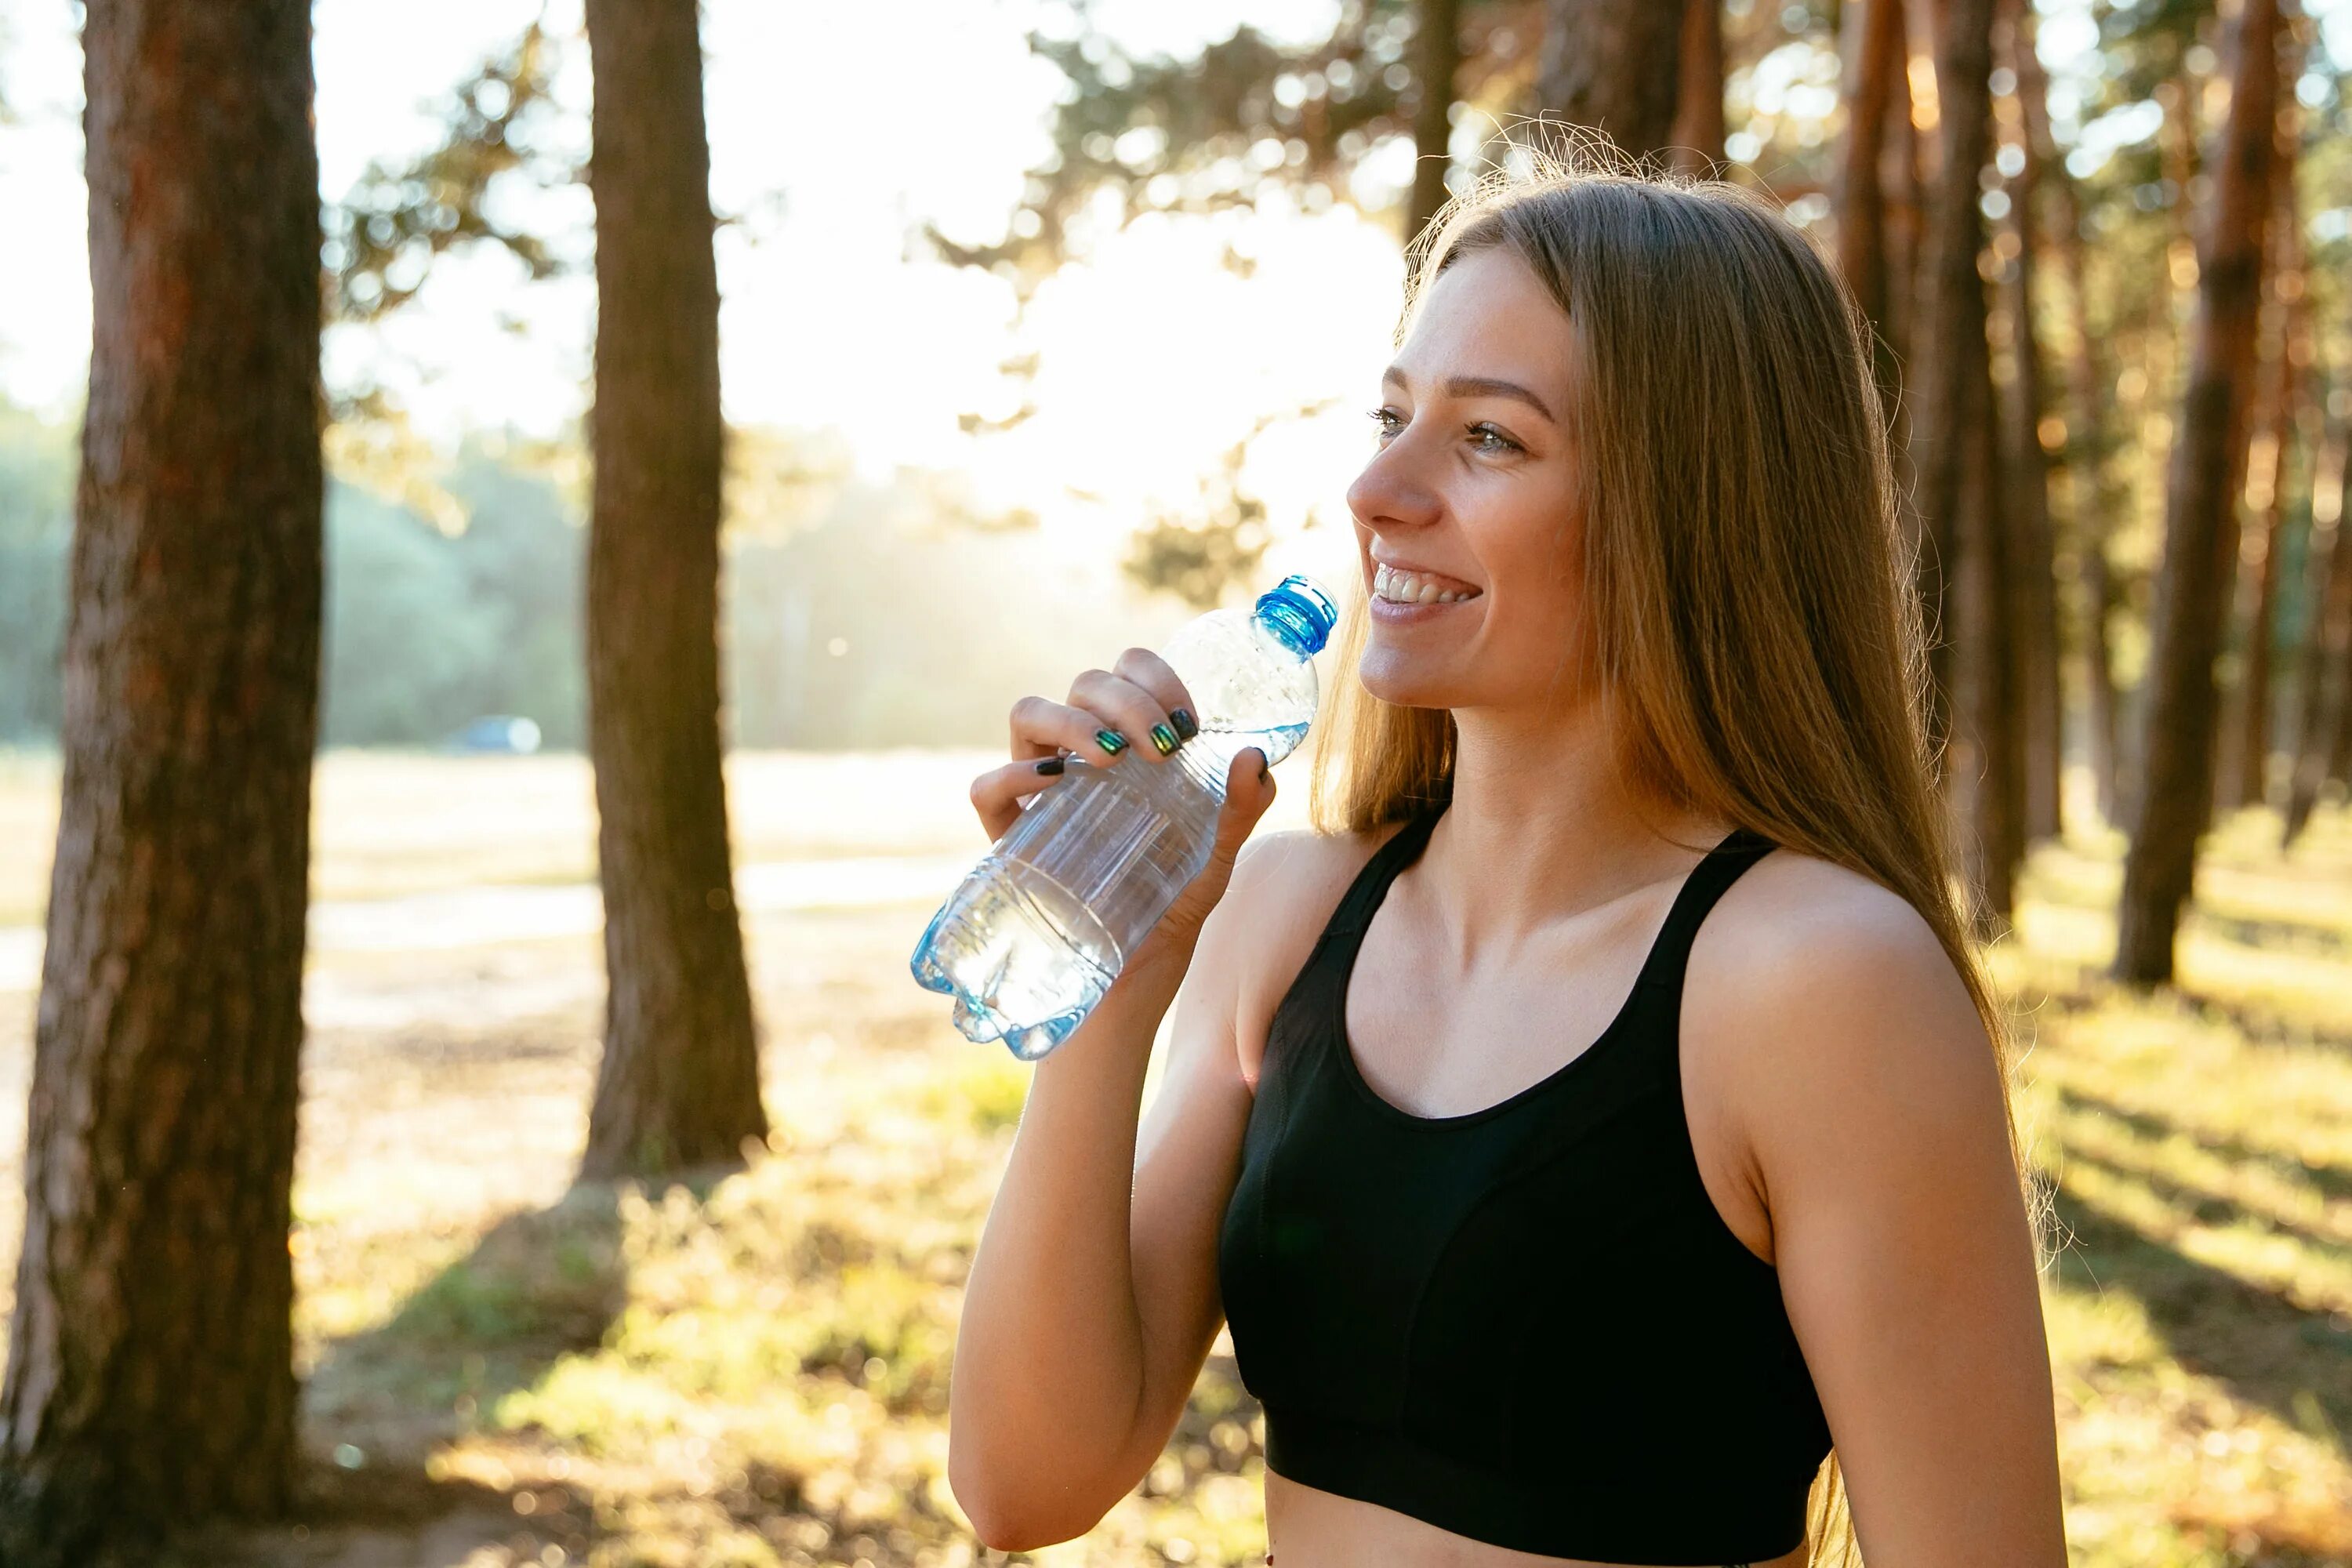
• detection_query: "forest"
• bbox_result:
[1,0,2350,1563]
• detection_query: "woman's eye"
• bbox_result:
[1367,406,1404,440]
[1468,422,1522,454]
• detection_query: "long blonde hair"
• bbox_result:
[1308,140,2046,1568]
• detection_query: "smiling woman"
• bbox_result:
[1267,149,2069,1568]
[947,141,2065,1568]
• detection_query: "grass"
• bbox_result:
[1997,798,2352,1566]
[0,747,1012,926]
[2,755,2351,1565]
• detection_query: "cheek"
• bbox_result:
[1479,492,1584,623]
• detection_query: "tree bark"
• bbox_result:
[579,0,768,1180]
[1837,0,1905,405]
[2283,377,2350,846]
[1537,0,1686,162]
[2114,0,2284,986]
[1408,0,1463,247]
[1996,0,2063,843]
[1910,0,2011,924]
[2016,26,2122,828]
[1883,10,1924,369]
[0,2,321,1558]
[1669,0,1726,176]
[1881,3,1929,673]
[2216,133,2303,816]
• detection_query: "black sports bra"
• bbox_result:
[1215,804,1832,1565]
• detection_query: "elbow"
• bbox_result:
[964,1510,1073,1555]
[948,1432,1114,1552]
[950,1478,1092,1554]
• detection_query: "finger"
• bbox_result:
[1068,668,1183,763]
[1108,647,1200,744]
[969,754,1069,842]
[1208,747,1277,865]
[1009,693,1135,767]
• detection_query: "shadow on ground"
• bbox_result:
[164,1180,634,1566]
[2049,1188,2352,1442]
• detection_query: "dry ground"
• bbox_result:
[1,750,2350,1566]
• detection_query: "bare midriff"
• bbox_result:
[1260,1472,1809,1568]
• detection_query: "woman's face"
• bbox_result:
[1345,243,1589,714]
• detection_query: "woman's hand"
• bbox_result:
[967,646,1281,963]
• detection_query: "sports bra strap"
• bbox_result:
[1318,807,1444,939]
[1317,808,1775,969]
[1632,825,1778,1000]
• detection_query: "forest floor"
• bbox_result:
[0,751,2350,1566]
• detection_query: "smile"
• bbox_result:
[1372,563,1483,605]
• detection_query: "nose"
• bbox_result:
[1346,423,1443,537]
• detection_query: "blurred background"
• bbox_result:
[2,0,2352,1563]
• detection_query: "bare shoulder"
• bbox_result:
[1684,843,2007,1199]
[1196,821,1406,1087]
[1693,842,1965,1004]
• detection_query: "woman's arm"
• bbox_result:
[1693,860,2067,1566]
[946,816,1292,1550]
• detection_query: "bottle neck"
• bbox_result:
[1252,601,1321,660]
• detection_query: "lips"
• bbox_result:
[1372,561,1483,605]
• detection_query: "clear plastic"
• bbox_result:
[909,575,1337,1059]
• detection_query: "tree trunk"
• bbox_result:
[0,2,321,1559]
[2283,376,2350,845]
[2017,27,2122,828]
[1537,0,1686,161]
[1910,0,2011,924]
[1836,0,1904,405]
[2113,0,2284,986]
[1408,0,1463,246]
[1958,328,2021,930]
[1881,2,1929,691]
[579,0,768,1181]
[2216,138,2303,816]
[1903,0,1955,759]
[1996,0,2063,843]
[1669,0,1726,176]
[1883,9,1923,373]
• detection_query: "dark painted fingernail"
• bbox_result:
[1034,756,1065,775]
[1170,707,1198,740]
[1257,753,1271,784]
[1094,728,1128,757]
[1149,723,1179,757]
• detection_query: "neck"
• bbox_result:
[1418,699,1731,959]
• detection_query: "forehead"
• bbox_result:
[1394,244,1577,394]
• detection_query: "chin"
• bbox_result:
[1356,649,1465,711]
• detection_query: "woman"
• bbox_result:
[946,152,2067,1567]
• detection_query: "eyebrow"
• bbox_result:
[1381,365,1557,423]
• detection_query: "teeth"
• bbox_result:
[1374,563,1479,605]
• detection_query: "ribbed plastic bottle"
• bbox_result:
[909,574,1338,1060]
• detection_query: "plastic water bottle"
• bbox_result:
[909,574,1338,1060]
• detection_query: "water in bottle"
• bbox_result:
[909,574,1338,1060]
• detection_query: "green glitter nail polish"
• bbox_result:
[1149,723,1178,756]
[1094,728,1128,756]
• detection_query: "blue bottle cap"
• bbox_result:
[1255,574,1338,656]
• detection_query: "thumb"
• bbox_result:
[1209,746,1278,866]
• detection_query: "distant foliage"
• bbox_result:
[0,402,71,742]
[320,448,590,747]
[325,20,581,323]
[1120,401,1335,611]
[928,2,1467,282]
[0,408,1188,752]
